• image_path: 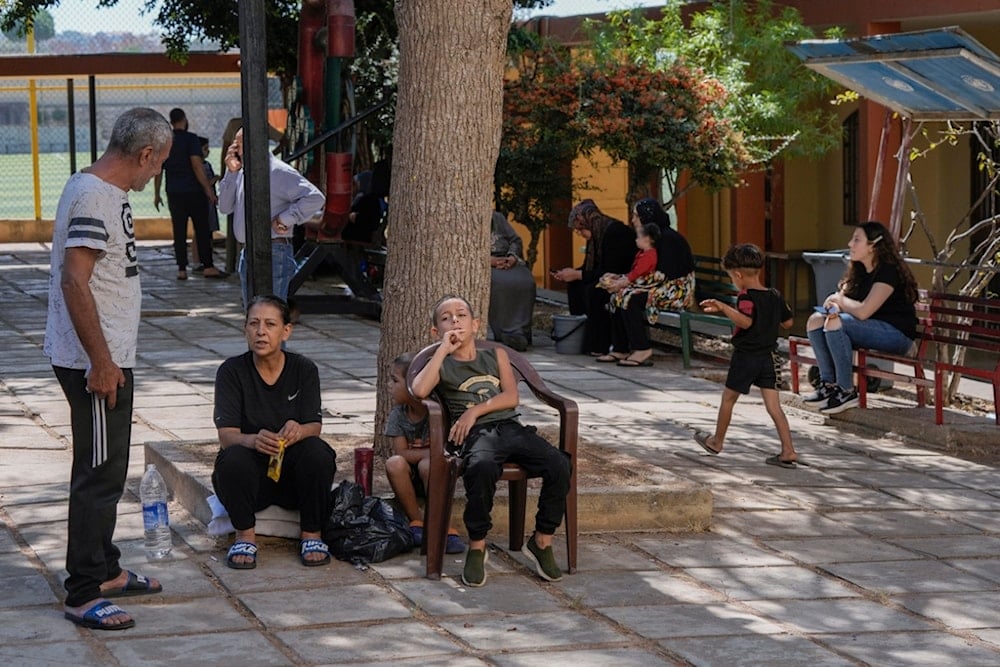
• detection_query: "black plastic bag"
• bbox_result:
[322,481,415,564]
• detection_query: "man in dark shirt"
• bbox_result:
[154,107,225,280]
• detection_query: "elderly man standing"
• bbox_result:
[45,108,173,631]
[218,127,325,306]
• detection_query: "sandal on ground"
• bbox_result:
[617,357,653,367]
[226,541,258,570]
[64,600,135,631]
[694,431,721,455]
[176,270,187,281]
[102,570,162,598]
[300,538,331,567]
[445,530,466,554]
[409,521,424,546]
[764,454,797,469]
[596,353,627,363]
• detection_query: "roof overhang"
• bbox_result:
[0,52,241,79]
[789,27,1000,121]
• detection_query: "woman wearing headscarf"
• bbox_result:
[601,198,695,366]
[551,199,636,355]
[488,211,536,351]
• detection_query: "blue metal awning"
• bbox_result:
[788,27,1000,121]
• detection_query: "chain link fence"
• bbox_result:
[0,0,282,221]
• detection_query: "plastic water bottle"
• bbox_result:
[140,464,172,560]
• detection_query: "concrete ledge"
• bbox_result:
[784,393,1000,456]
[145,439,713,536]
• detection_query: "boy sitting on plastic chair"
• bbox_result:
[410,295,572,587]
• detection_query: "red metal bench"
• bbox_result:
[788,291,1000,425]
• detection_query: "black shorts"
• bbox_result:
[408,461,426,499]
[726,349,782,394]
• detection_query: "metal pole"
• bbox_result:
[88,76,97,163]
[238,0,273,301]
[67,79,76,174]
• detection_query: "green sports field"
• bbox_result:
[0,151,162,220]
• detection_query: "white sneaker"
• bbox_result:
[803,383,836,405]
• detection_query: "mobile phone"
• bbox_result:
[813,306,829,314]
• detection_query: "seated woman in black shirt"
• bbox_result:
[802,221,919,415]
[551,199,636,355]
[212,295,338,569]
[602,198,695,366]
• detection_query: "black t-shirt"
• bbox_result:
[213,351,322,434]
[162,129,203,194]
[656,226,696,279]
[732,288,792,353]
[846,263,918,339]
[582,222,636,284]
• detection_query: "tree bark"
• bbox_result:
[375,0,511,453]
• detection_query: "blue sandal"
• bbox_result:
[103,570,162,598]
[64,600,135,631]
[446,533,466,554]
[226,541,258,570]
[300,538,331,567]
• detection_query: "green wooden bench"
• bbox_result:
[653,254,738,368]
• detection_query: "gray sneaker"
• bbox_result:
[522,534,563,582]
[820,387,859,415]
[462,548,487,587]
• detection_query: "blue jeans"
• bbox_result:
[238,242,297,308]
[806,314,912,391]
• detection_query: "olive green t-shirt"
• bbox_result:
[437,348,518,426]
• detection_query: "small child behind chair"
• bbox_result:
[383,353,465,554]
[694,243,800,468]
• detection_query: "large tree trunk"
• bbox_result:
[375,0,511,453]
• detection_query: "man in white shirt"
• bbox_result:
[218,127,325,306]
[45,107,173,631]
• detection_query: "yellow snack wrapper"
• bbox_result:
[267,438,287,481]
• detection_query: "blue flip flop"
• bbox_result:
[64,600,134,631]
[445,533,467,554]
[226,541,258,570]
[103,570,162,598]
[300,538,331,567]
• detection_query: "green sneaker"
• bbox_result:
[523,534,563,582]
[462,548,488,587]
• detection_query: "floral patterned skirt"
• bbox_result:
[609,271,696,325]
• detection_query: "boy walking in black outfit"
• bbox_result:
[411,296,571,587]
[694,244,800,468]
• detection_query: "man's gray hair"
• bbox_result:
[107,108,172,157]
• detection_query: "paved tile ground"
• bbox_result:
[1,241,1000,666]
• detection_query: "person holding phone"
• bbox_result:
[550,200,636,356]
[218,127,325,307]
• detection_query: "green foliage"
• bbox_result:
[350,0,399,166]
[1,3,55,40]
[587,0,843,169]
[494,40,584,267]
[575,60,750,202]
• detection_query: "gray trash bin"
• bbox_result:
[801,249,893,391]
[802,249,849,303]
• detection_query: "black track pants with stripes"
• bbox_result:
[54,366,133,608]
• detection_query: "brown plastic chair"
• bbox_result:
[406,339,578,580]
